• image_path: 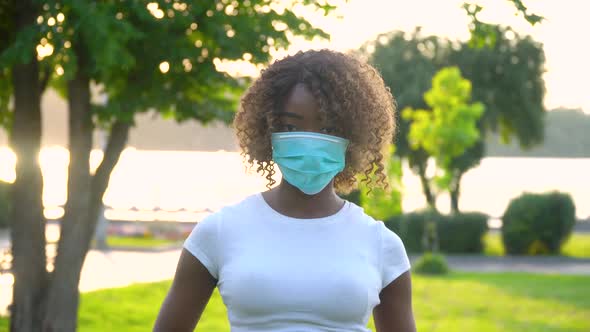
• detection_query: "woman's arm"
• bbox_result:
[373,271,416,332]
[153,249,217,331]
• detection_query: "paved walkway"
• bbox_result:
[413,254,590,275]
[0,248,182,316]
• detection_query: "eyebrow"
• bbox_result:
[275,111,304,120]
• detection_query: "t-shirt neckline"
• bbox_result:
[255,192,350,225]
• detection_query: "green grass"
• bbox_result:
[484,232,590,258]
[561,233,590,258]
[104,236,179,249]
[484,232,506,256]
[2,272,588,331]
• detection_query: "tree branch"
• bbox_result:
[91,120,131,197]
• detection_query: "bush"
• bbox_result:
[502,191,576,255]
[340,189,361,206]
[406,210,441,252]
[0,181,10,229]
[383,213,402,235]
[413,252,449,275]
[439,212,489,253]
[384,210,489,254]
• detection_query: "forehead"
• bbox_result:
[281,83,321,120]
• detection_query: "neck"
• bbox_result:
[265,179,344,219]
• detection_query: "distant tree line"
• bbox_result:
[486,108,590,158]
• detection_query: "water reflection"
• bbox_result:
[0,147,589,221]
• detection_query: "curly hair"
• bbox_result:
[233,49,396,194]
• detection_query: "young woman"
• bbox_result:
[153,49,415,332]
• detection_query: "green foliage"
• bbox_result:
[371,26,539,176]
[0,181,11,229]
[366,29,450,209]
[502,191,576,255]
[339,189,361,206]
[385,210,489,254]
[438,212,488,253]
[383,214,402,235]
[403,67,484,190]
[385,210,434,253]
[451,26,546,149]
[358,146,403,221]
[340,146,403,221]
[413,252,449,275]
[369,27,546,212]
[1,0,333,128]
[0,68,11,131]
[463,0,544,48]
[462,3,498,49]
[367,29,448,160]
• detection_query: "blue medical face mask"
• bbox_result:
[271,131,349,195]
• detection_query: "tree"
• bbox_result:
[451,25,545,148]
[367,25,545,212]
[0,0,336,330]
[364,29,450,210]
[446,25,545,211]
[403,67,484,213]
[1,2,48,331]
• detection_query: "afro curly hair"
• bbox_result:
[233,49,396,194]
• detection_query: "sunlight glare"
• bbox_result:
[159,61,170,73]
[0,147,16,183]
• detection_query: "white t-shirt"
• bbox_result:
[183,193,411,332]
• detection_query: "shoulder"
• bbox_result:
[186,193,260,240]
[344,201,409,286]
[345,201,402,240]
[200,193,261,225]
[183,194,262,278]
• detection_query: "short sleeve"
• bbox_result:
[378,221,411,289]
[183,213,222,280]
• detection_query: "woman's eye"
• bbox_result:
[320,127,336,134]
[282,124,297,132]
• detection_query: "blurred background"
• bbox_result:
[0,0,589,331]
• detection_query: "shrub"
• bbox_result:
[439,212,488,253]
[413,252,449,275]
[0,181,10,229]
[340,189,361,206]
[384,210,488,254]
[502,191,576,255]
[383,214,402,235]
[393,210,435,253]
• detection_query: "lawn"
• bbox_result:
[1,272,588,332]
[484,232,590,258]
[105,236,180,249]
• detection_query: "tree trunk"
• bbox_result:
[450,171,464,214]
[9,1,48,331]
[93,206,108,250]
[91,121,131,250]
[42,42,94,332]
[417,161,437,211]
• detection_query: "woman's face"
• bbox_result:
[275,83,337,136]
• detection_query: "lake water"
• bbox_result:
[0,146,588,221]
